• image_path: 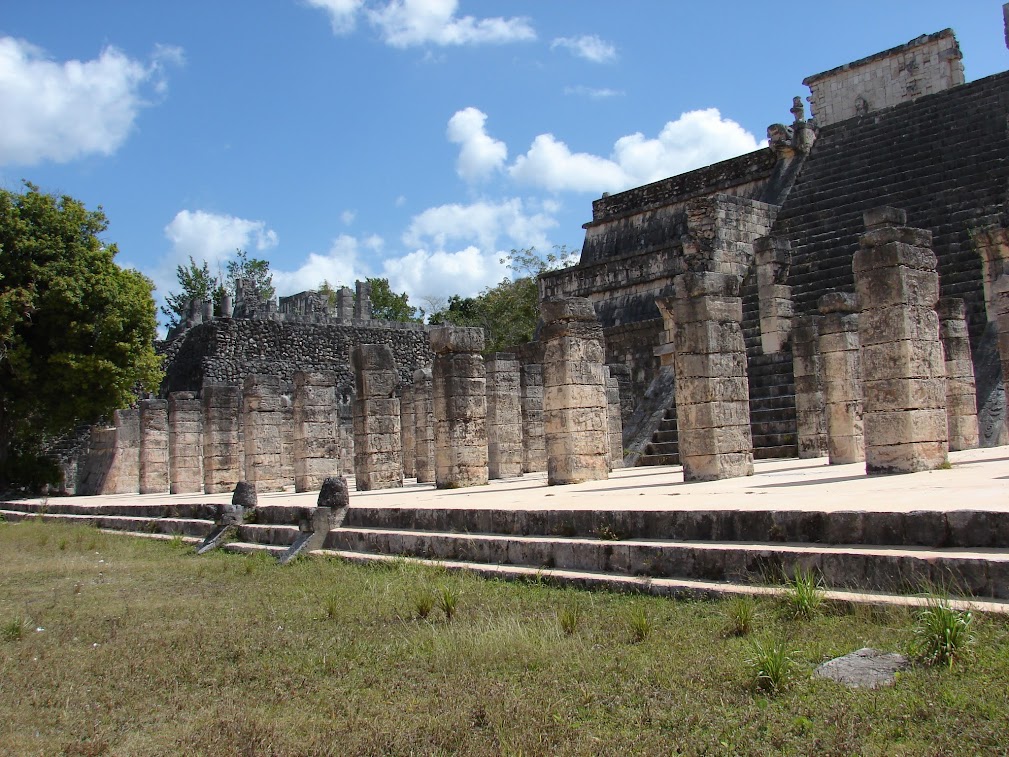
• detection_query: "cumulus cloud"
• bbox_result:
[402,197,557,253]
[340,209,357,225]
[0,37,183,166]
[446,107,506,182]
[164,210,278,267]
[564,85,623,99]
[272,234,366,294]
[509,108,761,193]
[304,0,366,34]
[367,0,535,47]
[381,246,506,300]
[551,35,617,63]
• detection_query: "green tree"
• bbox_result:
[367,277,423,322]
[227,248,274,303]
[161,256,222,330]
[0,183,162,487]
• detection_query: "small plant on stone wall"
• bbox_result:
[784,567,825,619]
[558,604,580,636]
[2,616,34,643]
[746,636,798,694]
[627,606,652,643]
[437,586,459,621]
[413,588,436,620]
[913,595,974,669]
[594,522,623,541]
[723,595,756,637]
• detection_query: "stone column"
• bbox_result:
[937,298,980,451]
[202,383,243,494]
[280,394,295,488]
[854,206,948,474]
[139,399,169,494]
[664,271,754,482]
[337,393,355,476]
[400,385,416,479]
[351,344,403,490]
[973,223,1009,428]
[485,353,523,479]
[520,363,547,473]
[791,315,829,458]
[78,409,141,495]
[754,236,794,354]
[354,280,372,321]
[242,375,287,492]
[336,287,354,322]
[431,326,488,488]
[604,367,624,469]
[541,298,609,485]
[292,371,341,492]
[412,368,436,483]
[817,293,864,465]
[169,391,203,494]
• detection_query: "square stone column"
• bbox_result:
[243,374,287,493]
[168,391,203,494]
[351,344,403,490]
[280,394,295,488]
[817,293,864,465]
[937,298,980,451]
[202,383,243,494]
[604,367,624,469]
[431,326,488,488]
[973,223,1009,431]
[400,385,416,479]
[664,271,754,482]
[754,236,794,354]
[791,315,828,458]
[292,371,341,492]
[486,353,523,479]
[541,297,609,485]
[78,409,140,495]
[854,206,948,474]
[412,368,435,483]
[520,363,547,473]
[139,399,169,494]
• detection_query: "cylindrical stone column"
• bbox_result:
[854,206,949,474]
[431,326,488,488]
[541,298,609,485]
[604,367,624,469]
[486,353,523,479]
[937,298,980,452]
[169,391,203,494]
[293,371,341,492]
[243,375,287,492]
[351,344,403,490]
[139,399,169,494]
[665,271,754,482]
[817,293,864,465]
[400,385,416,479]
[792,315,829,459]
[520,363,547,473]
[202,383,243,494]
[413,368,435,483]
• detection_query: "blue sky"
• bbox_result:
[2,1,1007,328]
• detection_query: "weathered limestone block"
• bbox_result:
[604,367,624,469]
[792,315,828,458]
[400,385,416,479]
[854,207,948,474]
[663,271,753,482]
[541,298,609,485]
[292,371,341,492]
[754,235,794,354]
[78,409,141,495]
[973,222,1009,433]
[937,299,980,451]
[280,394,295,489]
[431,326,488,488]
[169,391,203,494]
[485,353,523,479]
[139,399,169,494]
[351,344,403,490]
[243,374,287,493]
[355,280,372,320]
[413,368,435,483]
[202,383,243,494]
[520,363,547,473]
[818,293,864,465]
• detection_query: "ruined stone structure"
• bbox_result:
[168,392,203,494]
[938,299,981,452]
[412,368,436,483]
[351,344,403,491]
[77,410,140,495]
[292,372,343,492]
[431,326,488,489]
[485,353,523,479]
[399,385,416,479]
[202,384,243,494]
[243,375,287,492]
[138,400,169,494]
[817,293,863,465]
[519,362,547,473]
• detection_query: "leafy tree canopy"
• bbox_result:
[0,182,162,486]
[227,248,274,304]
[367,277,423,323]
[161,256,224,330]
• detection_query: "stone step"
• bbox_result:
[0,501,223,520]
[635,453,680,467]
[221,542,289,557]
[0,509,215,538]
[237,523,300,546]
[326,527,1009,599]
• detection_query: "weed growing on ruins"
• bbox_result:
[746,637,798,694]
[1,615,33,642]
[912,595,974,669]
[437,586,459,621]
[784,567,825,619]
[412,588,436,619]
[627,605,652,642]
[723,595,756,637]
[558,603,580,636]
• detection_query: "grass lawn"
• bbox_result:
[1,519,1008,756]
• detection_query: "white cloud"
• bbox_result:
[340,209,357,225]
[381,246,506,300]
[403,198,556,253]
[564,85,623,99]
[367,0,535,47]
[0,37,183,166]
[551,35,617,63]
[164,210,278,267]
[272,234,365,294]
[509,108,761,193]
[304,0,366,34]
[446,107,506,182]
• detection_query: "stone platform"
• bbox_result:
[4,447,1009,609]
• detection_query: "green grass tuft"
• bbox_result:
[437,586,459,621]
[746,636,797,694]
[913,595,974,669]
[627,605,651,643]
[557,604,580,636]
[723,595,756,637]
[784,567,824,620]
